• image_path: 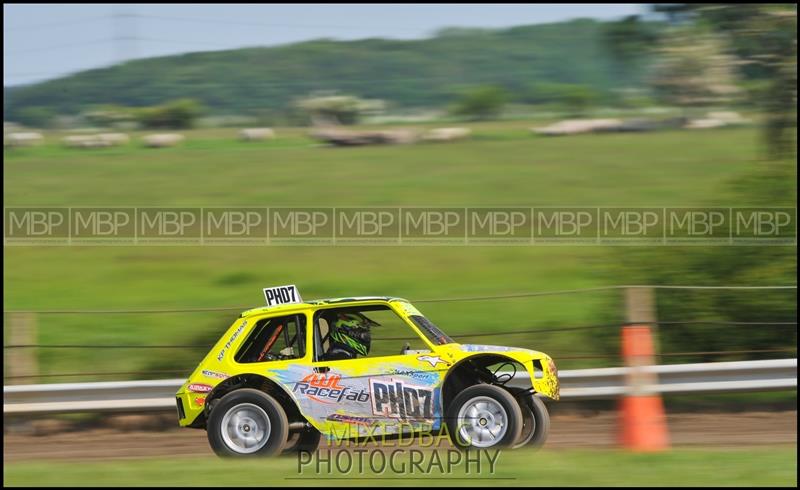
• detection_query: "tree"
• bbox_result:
[450,85,508,121]
[611,161,797,364]
[648,28,741,113]
[560,84,599,116]
[602,15,661,79]
[136,99,204,129]
[16,106,55,128]
[83,104,137,128]
[295,94,385,126]
[607,6,798,362]
[652,4,797,158]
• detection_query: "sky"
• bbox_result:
[4,4,643,86]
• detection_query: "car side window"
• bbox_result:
[314,305,430,361]
[235,314,305,363]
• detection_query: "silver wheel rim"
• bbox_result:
[220,403,271,454]
[457,395,508,448]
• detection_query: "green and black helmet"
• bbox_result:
[329,312,373,357]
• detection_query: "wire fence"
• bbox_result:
[4,347,797,381]
[4,285,796,382]
[3,320,797,349]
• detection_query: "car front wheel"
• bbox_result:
[207,388,288,457]
[512,394,550,449]
[446,384,523,449]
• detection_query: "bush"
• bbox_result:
[136,99,204,129]
[522,83,599,115]
[83,105,137,129]
[609,161,797,363]
[15,106,55,128]
[450,85,508,121]
[295,94,385,125]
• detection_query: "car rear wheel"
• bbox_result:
[446,384,522,449]
[207,388,288,457]
[512,394,550,449]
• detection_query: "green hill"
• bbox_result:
[4,18,653,122]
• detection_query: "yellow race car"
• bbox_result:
[176,285,559,456]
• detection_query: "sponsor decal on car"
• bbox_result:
[201,369,229,380]
[217,321,246,361]
[293,373,370,404]
[417,355,448,368]
[460,344,534,354]
[188,383,213,393]
[194,396,206,406]
[370,378,434,420]
[387,368,439,384]
[326,413,377,427]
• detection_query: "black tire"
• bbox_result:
[512,394,550,449]
[446,384,523,449]
[282,428,322,455]
[207,388,288,457]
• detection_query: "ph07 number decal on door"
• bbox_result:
[370,378,434,421]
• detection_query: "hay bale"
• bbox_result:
[379,129,418,145]
[239,128,275,141]
[62,135,110,148]
[684,118,727,129]
[422,127,472,142]
[533,119,623,136]
[97,133,130,146]
[142,133,184,148]
[707,111,748,125]
[309,127,417,146]
[5,132,44,147]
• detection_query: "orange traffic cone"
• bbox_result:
[618,325,670,451]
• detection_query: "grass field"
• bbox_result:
[3,447,796,486]
[3,123,790,379]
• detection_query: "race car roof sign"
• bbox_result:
[263,285,303,307]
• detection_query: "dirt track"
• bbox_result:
[3,410,796,462]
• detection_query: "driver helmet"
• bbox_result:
[329,312,372,357]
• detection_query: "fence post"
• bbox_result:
[618,287,669,451]
[6,312,38,385]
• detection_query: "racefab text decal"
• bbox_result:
[292,373,369,404]
[370,378,434,421]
